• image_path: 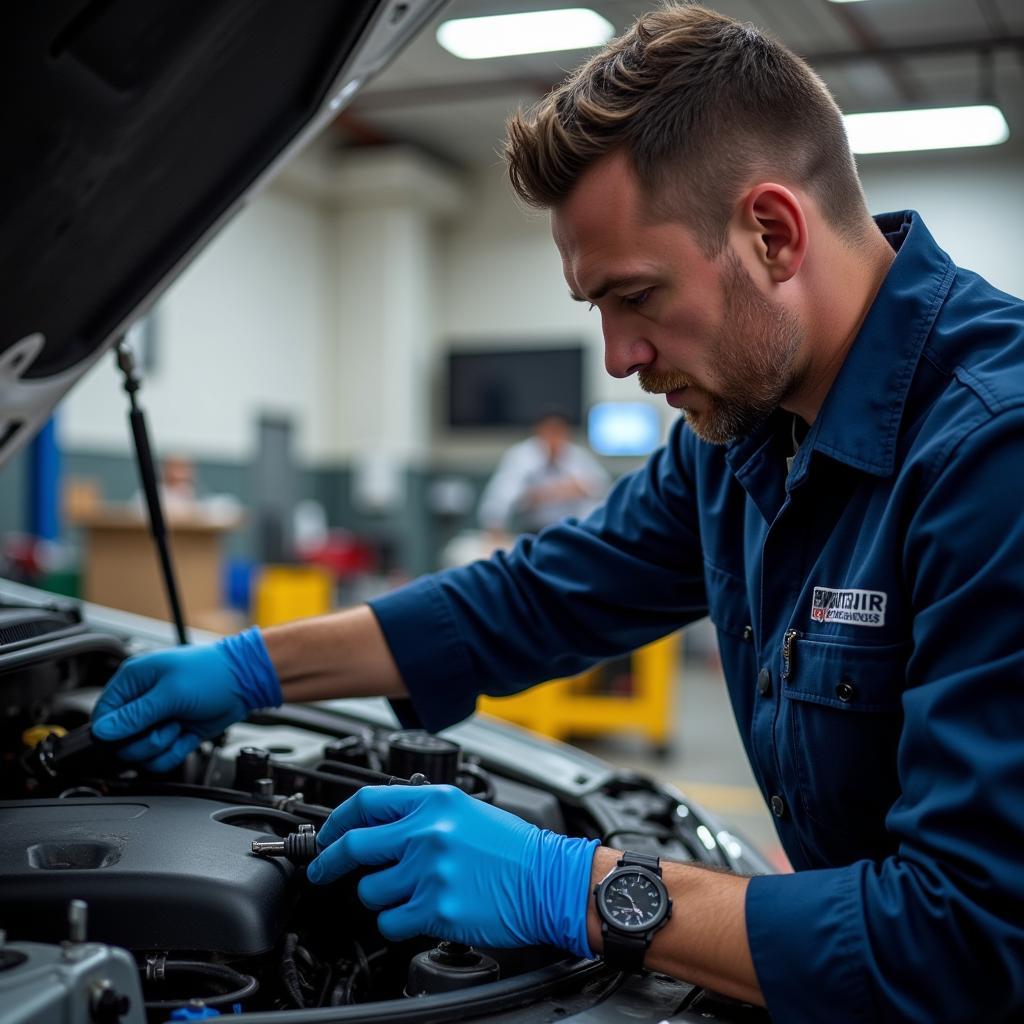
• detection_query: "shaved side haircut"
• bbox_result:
[504,3,871,255]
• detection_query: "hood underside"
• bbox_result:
[0,0,442,468]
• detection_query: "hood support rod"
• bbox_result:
[114,341,188,645]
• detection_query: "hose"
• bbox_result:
[280,932,308,1008]
[142,959,259,1010]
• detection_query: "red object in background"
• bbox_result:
[298,531,376,579]
[2,534,44,580]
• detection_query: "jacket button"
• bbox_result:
[835,680,857,703]
[742,625,753,642]
[757,667,772,697]
[771,795,786,818]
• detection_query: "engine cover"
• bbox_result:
[0,796,299,955]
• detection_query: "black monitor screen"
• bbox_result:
[447,346,584,428]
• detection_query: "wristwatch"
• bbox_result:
[593,851,672,971]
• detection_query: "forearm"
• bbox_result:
[587,847,762,1006]
[262,605,408,703]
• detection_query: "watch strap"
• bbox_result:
[619,851,661,873]
[598,852,665,972]
[602,925,650,972]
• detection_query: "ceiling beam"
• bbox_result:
[349,36,1024,113]
[825,1,920,104]
[808,35,1024,67]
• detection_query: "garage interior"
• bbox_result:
[3,0,1023,909]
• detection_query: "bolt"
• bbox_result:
[91,981,131,1023]
[68,900,88,943]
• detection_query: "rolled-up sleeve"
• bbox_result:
[370,420,708,732]
[746,409,1024,1022]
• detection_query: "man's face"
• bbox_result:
[536,416,570,459]
[552,153,804,444]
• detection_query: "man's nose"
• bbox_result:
[602,315,656,379]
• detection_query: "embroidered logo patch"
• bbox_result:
[811,587,887,627]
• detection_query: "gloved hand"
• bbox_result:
[91,628,282,772]
[307,784,599,955]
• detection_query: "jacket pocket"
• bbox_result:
[783,635,908,855]
[704,561,751,639]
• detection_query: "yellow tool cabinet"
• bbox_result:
[253,565,333,628]
[478,631,681,754]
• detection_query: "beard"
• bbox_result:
[638,252,803,445]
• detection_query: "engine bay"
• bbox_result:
[0,588,771,1022]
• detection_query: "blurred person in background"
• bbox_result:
[160,454,198,512]
[477,411,609,542]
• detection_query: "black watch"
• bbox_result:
[593,851,672,972]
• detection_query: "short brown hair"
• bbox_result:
[504,4,869,255]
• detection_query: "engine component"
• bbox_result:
[0,796,298,955]
[405,942,500,996]
[254,777,276,797]
[252,823,318,865]
[234,746,271,792]
[387,730,460,786]
[323,734,379,771]
[0,901,145,1024]
[0,610,126,725]
[20,721,118,783]
[20,723,66,747]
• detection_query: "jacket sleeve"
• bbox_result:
[370,419,708,731]
[746,408,1024,1022]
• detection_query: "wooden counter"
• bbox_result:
[75,505,240,626]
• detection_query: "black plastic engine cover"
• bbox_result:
[0,796,299,955]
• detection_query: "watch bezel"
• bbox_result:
[594,865,671,935]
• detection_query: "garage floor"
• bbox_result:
[575,625,789,873]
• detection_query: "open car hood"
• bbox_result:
[0,0,444,468]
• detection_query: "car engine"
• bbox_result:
[0,587,772,1023]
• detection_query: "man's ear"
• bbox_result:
[734,184,807,284]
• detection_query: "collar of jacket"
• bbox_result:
[724,210,956,486]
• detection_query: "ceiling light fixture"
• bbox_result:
[843,104,1009,154]
[436,8,615,60]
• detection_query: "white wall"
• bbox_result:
[858,148,1024,298]
[58,145,1024,471]
[60,188,337,463]
[322,147,460,465]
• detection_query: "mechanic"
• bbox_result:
[90,5,1024,1021]
[477,410,610,538]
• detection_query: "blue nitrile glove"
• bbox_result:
[306,784,600,955]
[91,628,281,772]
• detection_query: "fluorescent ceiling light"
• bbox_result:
[843,105,1009,154]
[437,8,615,60]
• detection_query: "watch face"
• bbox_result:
[600,869,666,933]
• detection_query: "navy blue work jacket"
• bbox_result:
[372,212,1024,1022]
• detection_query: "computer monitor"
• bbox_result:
[446,346,583,428]
[587,401,662,456]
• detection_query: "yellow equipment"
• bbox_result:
[478,631,680,754]
[21,724,68,749]
[253,565,333,628]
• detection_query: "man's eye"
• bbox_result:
[623,289,651,308]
